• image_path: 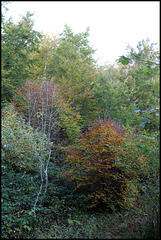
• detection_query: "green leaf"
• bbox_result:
[118,56,130,65]
[144,72,152,77]
[68,218,74,225]
[137,71,144,75]
[131,119,142,124]
[73,220,81,225]
[24,225,31,231]
[143,65,151,72]
[131,53,140,59]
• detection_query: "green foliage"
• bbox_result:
[1,163,39,238]
[1,160,158,239]
[49,25,96,81]
[47,25,98,126]
[1,10,160,238]
[1,11,42,101]
[117,38,160,131]
[59,24,96,64]
[59,104,81,143]
[28,33,60,80]
[118,55,130,65]
[116,126,159,180]
[95,64,137,124]
[2,104,51,172]
[115,126,160,238]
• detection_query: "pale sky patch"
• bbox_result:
[4,1,160,66]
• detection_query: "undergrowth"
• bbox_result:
[1,161,159,239]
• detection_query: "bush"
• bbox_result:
[63,119,139,211]
[2,104,51,172]
[116,126,160,239]
[1,163,39,239]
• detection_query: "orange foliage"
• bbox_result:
[63,119,137,211]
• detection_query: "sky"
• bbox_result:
[4,1,160,66]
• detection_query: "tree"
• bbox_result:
[117,39,160,131]
[48,25,99,126]
[28,33,60,81]
[94,64,137,124]
[1,11,42,101]
[14,78,81,146]
[59,24,96,63]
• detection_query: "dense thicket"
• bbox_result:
[1,6,160,239]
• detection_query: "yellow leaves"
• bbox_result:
[137,154,148,172]
[63,119,138,210]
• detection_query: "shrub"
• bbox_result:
[116,126,160,239]
[2,104,51,172]
[1,163,38,239]
[63,119,139,211]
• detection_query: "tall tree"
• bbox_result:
[28,33,60,81]
[93,64,137,125]
[118,38,160,131]
[48,25,98,126]
[1,11,42,101]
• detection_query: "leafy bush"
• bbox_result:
[1,161,86,239]
[2,104,51,172]
[1,163,39,238]
[63,119,140,211]
[116,126,160,239]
